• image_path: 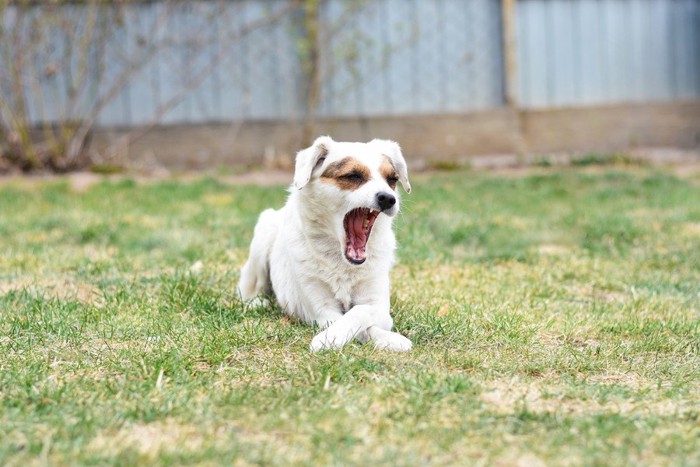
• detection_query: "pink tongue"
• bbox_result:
[346,211,367,262]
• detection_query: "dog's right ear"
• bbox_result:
[293,136,334,190]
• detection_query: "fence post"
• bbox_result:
[501,0,518,109]
[300,0,322,147]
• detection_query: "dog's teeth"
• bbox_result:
[363,218,369,228]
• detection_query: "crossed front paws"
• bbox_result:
[310,327,412,352]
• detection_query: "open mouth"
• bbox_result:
[343,207,380,264]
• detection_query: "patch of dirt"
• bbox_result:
[681,222,700,235]
[536,244,571,255]
[88,421,208,456]
[88,419,296,458]
[494,452,547,467]
[587,372,654,389]
[0,277,101,303]
[627,147,700,167]
[534,331,602,350]
[481,377,694,416]
[69,172,103,193]
[2,147,699,187]
[219,169,292,186]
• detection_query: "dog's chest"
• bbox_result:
[333,280,357,313]
[316,262,361,312]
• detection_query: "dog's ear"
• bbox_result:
[371,139,411,193]
[293,136,334,190]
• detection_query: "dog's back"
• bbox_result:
[238,208,281,301]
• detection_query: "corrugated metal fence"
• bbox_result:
[4,0,700,127]
[518,0,700,107]
[315,0,505,117]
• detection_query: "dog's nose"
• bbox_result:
[376,192,396,211]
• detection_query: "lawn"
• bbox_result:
[1,167,699,465]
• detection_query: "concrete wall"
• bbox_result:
[92,101,700,170]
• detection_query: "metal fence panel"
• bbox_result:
[518,0,700,108]
[94,0,506,122]
[3,0,699,126]
[316,0,505,117]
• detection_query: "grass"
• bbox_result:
[1,167,699,465]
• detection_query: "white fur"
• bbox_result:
[238,136,412,352]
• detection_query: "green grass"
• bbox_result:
[1,168,699,465]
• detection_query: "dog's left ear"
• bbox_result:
[293,136,334,190]
[371,139,411,193]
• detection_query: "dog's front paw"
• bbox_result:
[373,331,413,352]
[310,327,351,352]
[245,296,270,310]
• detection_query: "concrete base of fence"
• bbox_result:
[91,100,700,170]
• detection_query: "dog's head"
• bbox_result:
[293,136,411,265]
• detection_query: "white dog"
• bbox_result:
[238,136,413,351]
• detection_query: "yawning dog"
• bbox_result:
[238,136,413,351]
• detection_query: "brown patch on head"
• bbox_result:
[380,156,400,190]
[320,157,370,191]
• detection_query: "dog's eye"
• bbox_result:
[341,172,365,182]
[387,175,399,184]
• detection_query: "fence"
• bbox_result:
[2,0,700,127]
[518,0,700,108]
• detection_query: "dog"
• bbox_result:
[238,136,413,351]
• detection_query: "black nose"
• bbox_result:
[376,192,396,211]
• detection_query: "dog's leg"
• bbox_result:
[310,305,411,352]
[238,209,279,301]
[313,309,344,329]
[310,306,367,351]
